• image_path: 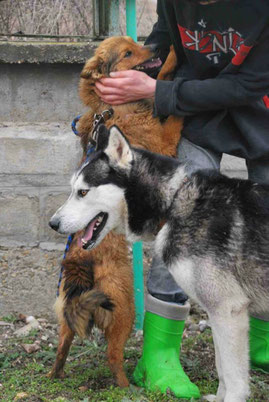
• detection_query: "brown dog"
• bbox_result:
[49,36,181,388]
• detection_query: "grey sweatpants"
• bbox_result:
[147,137,269,305]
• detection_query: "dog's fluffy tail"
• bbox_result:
[64,289,114,338]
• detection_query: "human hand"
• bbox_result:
[95,70,157,105]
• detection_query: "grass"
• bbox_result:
[0,321,268,401]
[1,314,17,324]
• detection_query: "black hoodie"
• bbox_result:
[146,0,269,161]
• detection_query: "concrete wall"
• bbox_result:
[0,41,248,248]
[0,63,84,122]
[0,42,95,248]
[0,122,82,247]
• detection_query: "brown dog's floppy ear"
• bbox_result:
[80,55,104,80]
[104,125,133,169]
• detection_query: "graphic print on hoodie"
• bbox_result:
[173,0,268,78]
[178,21,252,66]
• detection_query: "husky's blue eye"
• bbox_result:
[124,51,132,58]
[78,190,89,197]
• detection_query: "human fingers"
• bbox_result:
[109,70,135,79]
[98,77,129,88]
[99,70,142,87]
[100,95,126,105]
[94,87,102,98]
[95,81,123,95]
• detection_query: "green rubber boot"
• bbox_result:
[133,303,200,399]
[249,316,269,373]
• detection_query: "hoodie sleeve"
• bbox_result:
[154,26,269,117]
[144,0,172,63]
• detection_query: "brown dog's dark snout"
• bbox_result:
[143,43,158,53]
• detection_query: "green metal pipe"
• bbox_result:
[132,241,144,330]
[126,0,137,41]
[126,0,144,330]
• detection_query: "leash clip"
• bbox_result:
[91,108,114,142]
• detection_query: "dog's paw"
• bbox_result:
[203,395,217,402]
[117,375,129,388]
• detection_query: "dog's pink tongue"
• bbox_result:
[144,58,162,68]
[82,218,98,243]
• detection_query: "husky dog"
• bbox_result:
[50,125,269,402]
[48,37,181,387]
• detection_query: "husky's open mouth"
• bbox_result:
[78,212,108,250]
[132,57,162,74]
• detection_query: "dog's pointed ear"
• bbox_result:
[80,55,104,80]
[95,124,110,151]
[104,125,133,169]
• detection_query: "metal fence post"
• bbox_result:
[93,0,120,37]
[126,0,144,331]
[108,0,120,36]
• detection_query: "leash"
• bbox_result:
[56,109,114,296]
[71,115,82,136]
[56,234,74,297]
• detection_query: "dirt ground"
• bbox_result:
[0,247,268,401]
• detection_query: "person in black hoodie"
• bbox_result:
[96,0,269,398]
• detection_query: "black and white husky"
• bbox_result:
[50,125,269,402]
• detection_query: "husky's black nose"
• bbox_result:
[49,219,60,232]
